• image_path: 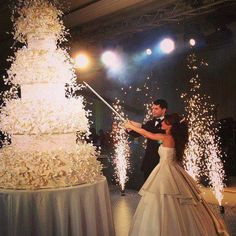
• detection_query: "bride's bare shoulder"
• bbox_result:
[163,135,175,148]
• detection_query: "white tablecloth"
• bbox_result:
[0,177,115,236]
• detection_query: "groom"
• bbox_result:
[129,99,168,181]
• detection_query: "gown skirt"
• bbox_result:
[129,145,229,236]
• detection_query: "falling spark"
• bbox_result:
[183,53,225,205]
[111,100,130,191]
[205,133,225,205]
[143,102,152,124]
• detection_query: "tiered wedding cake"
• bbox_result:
[0,0,102,189]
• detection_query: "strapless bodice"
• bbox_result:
[158,145,176,164]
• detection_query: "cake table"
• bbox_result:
[0,177,115,236]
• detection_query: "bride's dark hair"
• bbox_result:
[164,113,188,162]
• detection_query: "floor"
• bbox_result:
[109,186,236,236]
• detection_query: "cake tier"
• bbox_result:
[0,97,89,135]
[27,34,57,51]
[14,1,64,44]
[0,142,103,190]
[11,133,77,152]
[8,47,74,85]
[21,83,65,101]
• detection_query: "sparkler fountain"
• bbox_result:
[111,101,130,196]
[182,53,225,209]
[0,0,102,189]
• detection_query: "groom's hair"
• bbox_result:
[153,99,168,109]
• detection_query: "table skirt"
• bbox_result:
[0,177,115,236]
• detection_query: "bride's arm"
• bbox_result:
[125,121,165,141]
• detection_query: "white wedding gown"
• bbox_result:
[129,145,229,236]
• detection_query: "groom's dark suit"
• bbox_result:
[129,118,165,181]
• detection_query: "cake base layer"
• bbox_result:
[0,142,103,190]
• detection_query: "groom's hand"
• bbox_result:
[124,120,131,129]
[130,121,142,128]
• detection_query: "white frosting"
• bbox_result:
[27,34,57,51]
[11,133,77,152]
[21,83,65,101]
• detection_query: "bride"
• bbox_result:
[125,113,229,236]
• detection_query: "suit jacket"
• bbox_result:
[129,118,165,173]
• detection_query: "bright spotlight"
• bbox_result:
[189,38,196,46]
[101,51,121,70]
[146,48,152,55]
[160,38,175,54]
[101,51,117,66]
[74,53,90,69]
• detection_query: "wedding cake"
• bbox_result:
[0,0,102,189]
